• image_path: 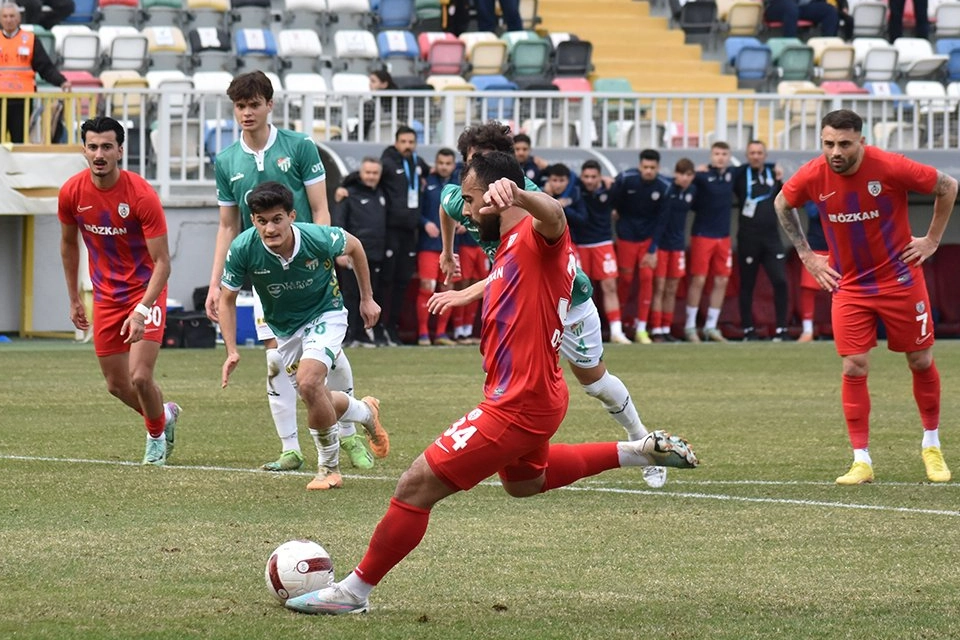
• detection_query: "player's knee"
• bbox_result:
[265,348,283,378]
[907,350,934,371]
[502,479,541,498]
[129,370,154,393]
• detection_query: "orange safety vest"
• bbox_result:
[0,30,36,93]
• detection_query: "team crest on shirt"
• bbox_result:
[651,191,661,201]
[868,181,882,196]
[277,157,291,172]
[118,203,130,218]
[685,193,693,203]
[305,258,319,271]
[599,193,607,203]
[917,301,926,314]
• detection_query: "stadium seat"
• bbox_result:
[519,0,540,30]
[186,0,232,29]
[327,0,375,32]
[937,38,960,80]
[677,1,718,50]
[376,30,420,76]
[143,25,189,70]
[593,76,637,116]
[425,38,466,75]
[414,0,443,32]
[723,1,763,37]
[893,37,949,79]
[606,120,664,148]
[188,27,234,71]
[99,70,150,118]
[283,0,330,32]
[548,32,575,49]
[905,80,951,114]
[333,29,379,73]
[204,119,240,162]
[426,73,468,90]
[470,73,518,120]
[96,0,140,27]
[872,119,925,149]
[935,1,960,38]
[64,0,98,24]
[523,118,577,146]
[767,37,814,81]
[499,29,539,49]
[553,39,593,77]
[459,31,498,57]
[851,1,888,38]
[807,37,855,81]
[146,69,196,116]
[853,38,899,82]
[140,0,186,28]
[417,30,457,60]
[376,0,415,29]
[99,26,150,72]
[58,30,102,73]
[283,72,334,117]
[192,70,235,118]
[466,39,508,76]
[235,28,279,73]
[278,28,325,73]
[777,80,825,124]
[151,119,203,175]
[231,0,274,29]
[505,36,551,80]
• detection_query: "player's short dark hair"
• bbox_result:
[248,181,294,215]
[436,147,456,160]
[456,121,514,160]
[512,133,532,146]
[463,151,524,191]
[395,125,416,140]
[226,71,273,103]
[581,159,602,173]
[674,158,695,174]
[821,109,863,133]
[711,141,730,151]
[80,116,125,146]
[544,163,570,178]
[639,148,660,163]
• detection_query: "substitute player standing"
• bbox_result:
[776,109,957,485]
[285,152,699,615]
[58,116,181,466]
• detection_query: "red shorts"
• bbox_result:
[655,249,686,279]
[615,238,654,274]
[575,242,618,280]
[832,278,934,355]
[800,251,831,290]
[458,245,489,281]
[93,289,167,357]
[417,250,444,283]
[424,400,568,491]
[688,236,732,278]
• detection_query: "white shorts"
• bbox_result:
[276,309,349,379]
[253,287,276,342]
[559,297,604,369]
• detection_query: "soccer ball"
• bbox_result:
[264,540,334,602]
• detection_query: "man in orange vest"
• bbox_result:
[0,1,70,143]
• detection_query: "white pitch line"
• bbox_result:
[2,454,958,517]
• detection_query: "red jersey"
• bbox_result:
[782,146,937,296]
[57,170,167,305]
[479,216,576,414]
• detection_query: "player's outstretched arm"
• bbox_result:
[206,205,241,322]
[775,192,839,292]
[902,170,958,265]
[218,286,241,388]
[428,280,484,315]
[343,232,382,329]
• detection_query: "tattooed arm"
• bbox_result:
[775,192,840,292]
[901,170,958,265]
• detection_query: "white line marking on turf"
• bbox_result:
[2,454,958,517]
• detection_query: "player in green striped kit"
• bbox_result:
[219,182,389,491]
[430,123,668,488]
[204,71,376,474]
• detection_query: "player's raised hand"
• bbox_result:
[221,352,241,388]
[901,235,939,265]
[359,298,381,329]
[205,286,220,322]
[69,299,90,331]
[480,177,521,215]
[802,251,841,292]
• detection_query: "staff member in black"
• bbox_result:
[733,140,790,341]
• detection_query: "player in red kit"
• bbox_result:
[776,109,957,485]
[58,116,181,466]
[286,151,699,615]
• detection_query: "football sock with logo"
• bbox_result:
[582,372,647,440]
[912,361,941,431]
[842,374,871,450]
[353,497,431,587]
[539,443,620,492]
[266,349,299,448]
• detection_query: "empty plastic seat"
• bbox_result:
[99,26,150,72]
[146,69,196,115]
[854,37,899,81]
[327,0,375,32]
[467,38,508,76]
[553,39,592,77]
[377,0,414,28]
[377,30,420,75]
[470,73,518,119]
[505,36,551,78]
[99,70,150,118]
[677,1,718,49]
[807,36,855,80]
[851,1,888,37]
[767,37,814,80]
[414,0,443,32]
[283,0,330,30]
[64,0,98,24]
[188,26,234,71]
[140,0,186,27]
[186,0,232,28]
[333,29,379,72]
[143,25,188,70]
[192,70,236,117]
[56,28,101,72]
[278,28,324,72]
[151,119,203,175]
[205,118,240,162]
[417,30,456,59]
[232,0,274,29]
[235,28,279,72]
[937,38,960,80]
[96,0,140,27]
[935,1,960,38]
[894,37,949,79]
[723,0,763,36]
[425,37,465,75]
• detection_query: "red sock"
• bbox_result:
[912,361,941,430]
[617,274,634,327]
[606,308,622,325]
[416,287,432,337]
[145,411,165,438]
[801,289,816,321]
[841,374,870,449]
[464,299,480,336]
[637,268,654,326]
[661,311,674,333]
[434,304,451,336]
[539,443,620,493]
[650,310,662,330]
[354,498,431,586]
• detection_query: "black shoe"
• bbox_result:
[772,327,793,342]
[651,333,666,343]
[742,327,760,342]
[384,326,402,347]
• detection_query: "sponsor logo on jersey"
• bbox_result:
[868,181,882,196]
[118,203,130,218]
[83,223,127,236]
[230,172,245,182]
[254,268,271,275]
[827,210,880,223]
[77,205,93,212]
[266,279,315,297]
[277,157,291,172]
[310,162,323,174]
[819,191,836,201]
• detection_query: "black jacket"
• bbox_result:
[333,173,388,260]
[379,145,430,231]
[733,163,782,236]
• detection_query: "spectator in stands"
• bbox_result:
[797,201,829,342]
[686,141,736,343]
[476,0,523,32]
[732,140,791,341]
[379,125,431,345]
[0,1,70,144]
[888,0,927,42]
[576,160,631,344]
[650,158,697,342]
[445,0,470,35]
[334,158,390,349]
[415,148,459,346]
[827,0,854,41]
[360,70,407,141]
[763,0,839,38]
[512,133,547,187]
[611,149,672,344]
[16,0,73,29]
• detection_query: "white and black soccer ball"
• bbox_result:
[264,540,334,602]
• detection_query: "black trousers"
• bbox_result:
[737,230,789,331]
[338,258,386,342]
[381,227,418,334]
[3,97,28,144]
[888,0,928,41]
[18,0,76,29]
